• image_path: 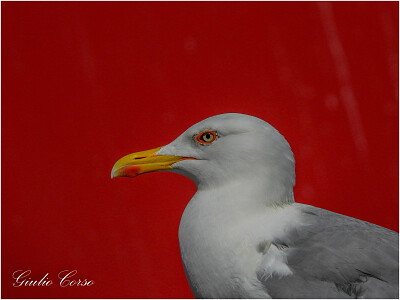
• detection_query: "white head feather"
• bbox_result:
[157,113,295,205]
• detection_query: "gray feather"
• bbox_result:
[262,204,399,298]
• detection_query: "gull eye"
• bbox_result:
[195,130,217,145]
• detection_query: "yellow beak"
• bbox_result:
[111,147,191,178]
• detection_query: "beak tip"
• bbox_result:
[111,167,118,179]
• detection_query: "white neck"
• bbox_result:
[196,175,294,207]
[178,181,300,298]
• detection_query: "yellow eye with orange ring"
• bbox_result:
[195,130,217,145]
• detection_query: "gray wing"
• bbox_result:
[261,204,399,298]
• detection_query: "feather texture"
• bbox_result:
[153,113,397,298]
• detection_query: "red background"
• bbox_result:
[2,2,398,298]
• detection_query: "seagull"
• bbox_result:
[111,113,399,298]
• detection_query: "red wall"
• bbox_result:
[3,2,398,298]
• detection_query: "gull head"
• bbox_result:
[112,113,295,203]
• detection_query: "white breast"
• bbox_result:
[178,184,302,298]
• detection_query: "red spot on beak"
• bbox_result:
[118,165,141,178]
